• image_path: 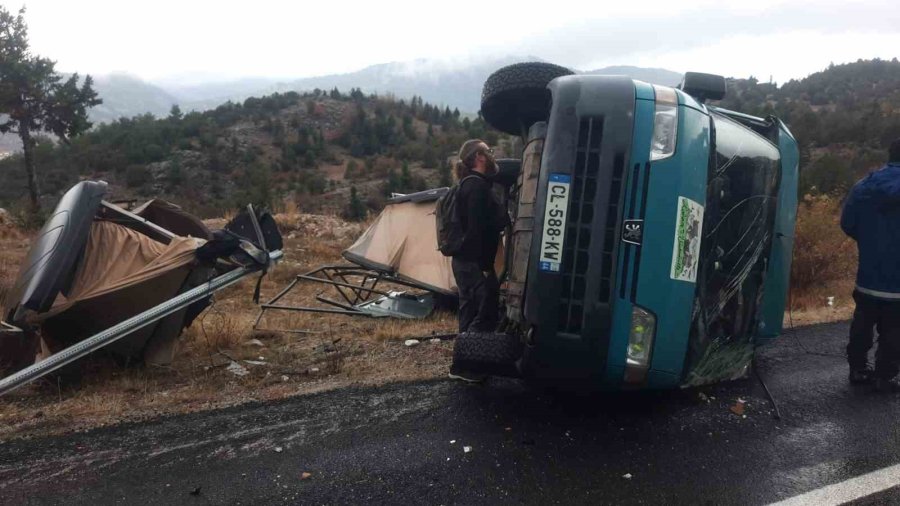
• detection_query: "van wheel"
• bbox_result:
[452,331,523,377]
[481,62,575,136]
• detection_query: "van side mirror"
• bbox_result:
[679,72,726,103]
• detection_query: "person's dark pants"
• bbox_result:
[452,258,499,333]
[847,290,900,379]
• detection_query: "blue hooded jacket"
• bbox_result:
[840,163,900,300]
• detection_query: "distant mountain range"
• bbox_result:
[93,56,684,122]
[0,56,683,152]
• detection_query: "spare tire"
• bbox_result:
[452,331,523,377]
[481,62,575,136]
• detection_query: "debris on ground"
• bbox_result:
[698,392,709,403]
[623,473,633,479]
[404,339,420,347]
[300,472,312,480]
[730,398,747,416]
[244,360,267,366]
[463,446,472,453]
[244,339,265,348]
[226,362,250,377]
[189,486,202,496]
[274,446,283,453]
[281,375,289,382]
[450,440,456,444]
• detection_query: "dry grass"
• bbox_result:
[789,195,857,314]
[0,215,453,440]
[0,196,859,440]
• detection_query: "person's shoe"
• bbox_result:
[448,365,488,384]
[873,377,900,393]
[849,367,875,385]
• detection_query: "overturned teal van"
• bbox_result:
[465,63,799,389]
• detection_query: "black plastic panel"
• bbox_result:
[5,181,108,324]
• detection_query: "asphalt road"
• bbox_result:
[2,321,899,505]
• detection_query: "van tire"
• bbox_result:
[481,62,575,136]
[452,331,523,376]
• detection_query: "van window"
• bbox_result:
[683,112,781,386]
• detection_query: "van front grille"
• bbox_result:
[559,117,603,334]
[557,117,627,335]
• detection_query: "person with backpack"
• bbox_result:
[436,139,507,382]
[841,138,900,392]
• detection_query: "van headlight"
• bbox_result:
[649,85,678,161]
[624,306,656,384]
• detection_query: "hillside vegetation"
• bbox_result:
[0,88,506,218]
[713,58,900,195]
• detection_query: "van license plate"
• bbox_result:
[539,173,571,272]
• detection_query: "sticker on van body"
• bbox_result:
[670,196,704,283]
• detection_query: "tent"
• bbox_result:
[253,187,507,331]
[343,188,456,295]
[0,181,281,383]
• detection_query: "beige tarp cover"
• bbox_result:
[40,221,202,317]
[36,221,204,363]
[343,200,457,295]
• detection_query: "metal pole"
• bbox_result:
[0,250,283,397]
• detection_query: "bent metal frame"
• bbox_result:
[252,264,441,332]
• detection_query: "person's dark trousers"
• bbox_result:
[452,258,500,333]
[848,290,900,379]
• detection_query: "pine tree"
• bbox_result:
[0,7,101,212]
[400,161,412,191]
[344,186,367,221]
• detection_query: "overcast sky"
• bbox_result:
[4,0,899,84]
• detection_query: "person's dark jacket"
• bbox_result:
[455,172,507,270]
[840,162,900,300]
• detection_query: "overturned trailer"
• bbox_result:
[0,181,282,396]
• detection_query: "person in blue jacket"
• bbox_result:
[840,139,900,392]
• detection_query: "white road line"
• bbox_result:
[769,463,900,506]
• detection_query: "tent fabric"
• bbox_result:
[42,220,202,317]
[343,200,457,295]
[133,199,213,240]
[33,220,205,364]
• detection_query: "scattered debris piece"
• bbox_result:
[310,367,320,373]
[300,472,312,480]
[450,440,456,444]
[730,398,747,416]
[244,339,265,348]
[463,446,472,453]
[274,446,283,453]
[226,362,249,377]
[281,375,290,382]
[623,473,633,480]
[698,392,709,403]
[244,360,267,366]
[189,486,202,495]
[504,427,512,431]
[404,339,421,347]
[430,338,441,344]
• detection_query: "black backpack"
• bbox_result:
[435,175,478,256]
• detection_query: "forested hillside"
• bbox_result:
[0,88,508,218]
[712,58,900,195]
[2,58,898,221]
